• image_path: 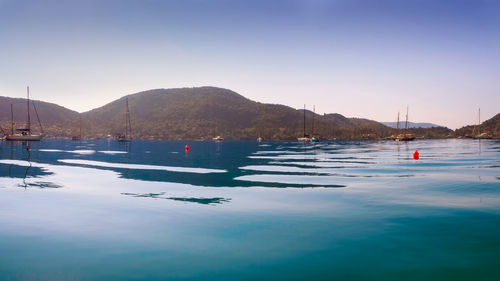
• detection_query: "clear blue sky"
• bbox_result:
[1,0,498,129]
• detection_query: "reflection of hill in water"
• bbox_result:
[121,192,231,205]
[3,139,498,193]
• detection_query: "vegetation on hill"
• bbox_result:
[0,96,79,137]
[455,113,500,138]
[0,87,458,140]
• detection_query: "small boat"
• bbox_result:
[257,136,263,142]
[310,137,320,143]
[6,87,44,141]
[213,136,224,141]
[117,97,132,142]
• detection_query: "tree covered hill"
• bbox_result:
[0,96,79,136]
[1,86,456,140]
[81,87,398,140]
[455,112,500,138]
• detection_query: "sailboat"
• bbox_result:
[395,106,415,141]
[297,104,311,142]
[117,97,132,142]
[6,87,44,141]
[212,136,224,141]
[472,108,492,139]
[72,116,83,140]
[310,105,320,143]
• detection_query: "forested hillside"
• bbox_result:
[81,87,398,140]
[1,87,456,140]
[0,96,79,137]
[455,113,500,138]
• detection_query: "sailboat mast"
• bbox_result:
[125,97,131,138]
[303,104,306,137]
[404,106,409,134]
[312,105,315,136]
[11,104,14,135]
[79,116,82,139]
[397,112,400,131]
[27,86,30,133]
[478,108,481,136]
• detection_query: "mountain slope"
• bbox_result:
[82,87,393,140]
[455,112,500,138]
[1,87,457,140]
[0,96,79,136]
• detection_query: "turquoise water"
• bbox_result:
[0,139,499,280]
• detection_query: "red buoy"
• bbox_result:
[413,150,419,160]
[185,145,190,152]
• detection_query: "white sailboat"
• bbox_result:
[6,87,44,141]
[213,136,224,141]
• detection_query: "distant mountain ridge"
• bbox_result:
[381,121,442,129]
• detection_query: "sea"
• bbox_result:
[0,139,499,280]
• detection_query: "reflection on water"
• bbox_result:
[121,192,231,205]
[0,139,500,280]
[18,181,63,189]
[58,159,226,173]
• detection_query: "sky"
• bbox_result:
[0,0,499,129]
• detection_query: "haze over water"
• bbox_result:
[0,139,499,280]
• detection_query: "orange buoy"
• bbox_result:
[413,150,419,160]
[185,145,190,152]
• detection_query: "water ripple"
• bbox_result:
[58,159,226,174]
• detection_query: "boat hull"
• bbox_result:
[6,134,43,141]
[117,137,132,142]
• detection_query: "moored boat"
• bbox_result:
[297,104,311,142]
[213,136,224,141]
[5,87,44,141]
[394,106,414,142]
[117,97,132,142]
[309,105,320,143]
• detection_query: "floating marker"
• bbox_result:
[413,150,419,160]
[185,145,190,152]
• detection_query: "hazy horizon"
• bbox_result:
[1,0,499,129]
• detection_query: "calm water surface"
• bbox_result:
[0,139,499,280]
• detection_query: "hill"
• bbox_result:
[381,121,442,129]
[81,87,394,140]
[1,86,455,140]
[455,113,500,138]
[0,96,79,137]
